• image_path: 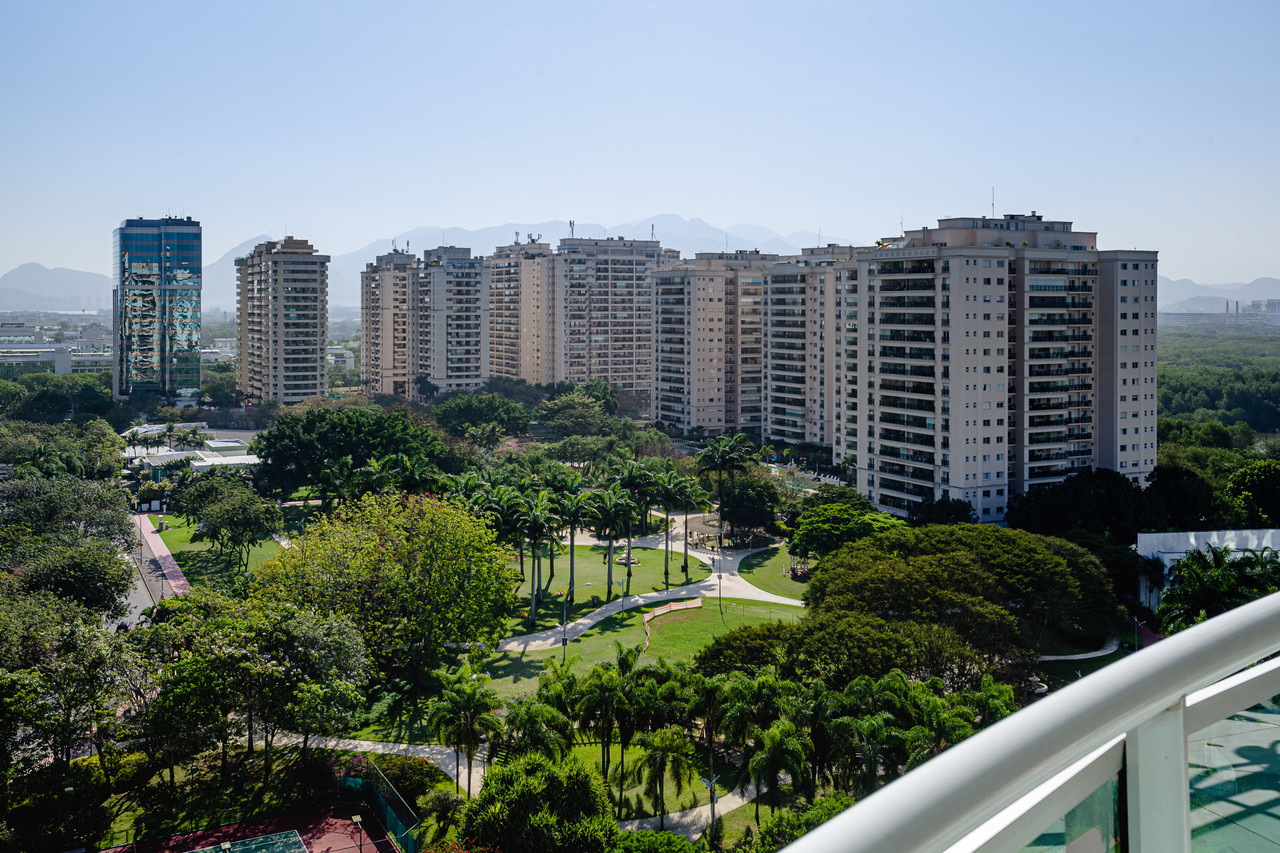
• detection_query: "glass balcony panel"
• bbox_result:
[1020,776,1119,853]
[1189,699,1280,850]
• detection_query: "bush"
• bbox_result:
[752,792,856,853]
[375,753,449,803]
[615,829,699,853]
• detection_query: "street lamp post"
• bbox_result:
[700,773,721,848]
[1132,616,1146,651]
[561,583,592,664]
[352,814,364,853]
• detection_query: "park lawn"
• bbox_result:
[349,598,804,743]
[1036,644,1134,691]
[149,513,281,587]
[486,597,804,701]
[737,544,809,601]
[505,545,713,637]
[707,781,812,846]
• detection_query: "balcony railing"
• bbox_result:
[786,591,1280,853]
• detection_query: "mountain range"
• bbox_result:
[1,215,1276,313]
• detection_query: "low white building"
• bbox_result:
[1136,528,1280,608]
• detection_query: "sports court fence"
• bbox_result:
[339,754,421,853]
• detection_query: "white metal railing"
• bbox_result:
[783,590,1280,853]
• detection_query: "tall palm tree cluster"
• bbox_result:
[1156,546,1280,634]
[447,458,709,628]
[428,648,1015,830]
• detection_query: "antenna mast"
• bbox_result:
[992,187,995,218]
[569,219,575,238]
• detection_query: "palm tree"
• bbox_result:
[685,672,733,787]
[695,433,753,513]
[745,720,808,825]
[523,490,561,627]
[577,665,625,785]
[592,485,635,601]
[1157,546,1280,633]
[559,491,598,606]
[902,683,974,771]
[500,696,572,762]
[792,681,848,794]
[617,460,658,536]
[677,478,710,576]
[426,665,504,797]
[653,471,685,588]
[630,726,696,830]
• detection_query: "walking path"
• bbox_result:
[1038,632,1120,661]
[501,520,802,653]
[132,513,190,595]
[285,731,751,841]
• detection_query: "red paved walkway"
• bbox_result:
[103,805,394,853]
[135,513,191,595]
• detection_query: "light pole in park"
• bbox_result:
[560,583,592,664]
[700,773,721,848]
[713,554,722,612]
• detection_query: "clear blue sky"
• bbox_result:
[2,0,1277,283]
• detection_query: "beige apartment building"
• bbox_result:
[235,237,329,404]
[651,252,774,437]
[360,249,420,398]
[487,239,556,385]
[760,246,851,447]
[360,246,489,400]
[553,237,679,395]
[831,213,1157,521]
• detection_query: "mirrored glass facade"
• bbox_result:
[112,217,202,398]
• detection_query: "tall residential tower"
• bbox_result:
[235,237,329,404]
[111,217,202,399]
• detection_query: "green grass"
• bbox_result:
[487,596,803,701]
[506,545,713,636]
[350,598,803,741]
[707,781,811,845]
[1036,645,1134,691]
[573,738,741,821]
[736,544,809,601]
[149,513,283,587]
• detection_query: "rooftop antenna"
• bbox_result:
[651,223,655,241]
[515,230,520,244]
[818,226,822,245]
[569,219,575,238]
[991,187,995,218]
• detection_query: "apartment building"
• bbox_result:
[360,249,420,398]
[761,246,850,447]
[487,239,556,385]
[112,216,202,400]
[553,237,679,395]
[833,213,1157,521]
[651,252,773,437]
[235,237,329,405]
[418,246,488,394]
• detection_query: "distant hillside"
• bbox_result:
[1158,276,1280,311]
[0,264,113,311]
[201,234,271,314]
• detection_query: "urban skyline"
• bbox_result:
[2,1,1277,285]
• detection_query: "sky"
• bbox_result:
[1,0,1278,284]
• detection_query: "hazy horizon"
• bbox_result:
[2,0,1278,283]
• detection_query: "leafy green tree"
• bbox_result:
[719,470,782,538]
[1226,459,1280,525]
[629,726,696,831]
[790,504,907,558]
[752,792,857,853]
[190,480,284,571]
[17,540,133,618]
[0,478,135,553]
[427,665,504,796]
[250,406,453,497]
[432,392,530,438]
[907,494,978,526]
[255,493,517,669]
[537,391,609,437]
[460,753,618,853]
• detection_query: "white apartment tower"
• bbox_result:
[360,249,420,398]
[487,239,556,385]
[833,213,1157,521]
[651,252,773,437]
[235,237,329,404]
[553,237,679,395]
[761,246,850,447]
[417,246,489,394]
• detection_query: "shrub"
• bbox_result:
[615,829,699,853]
[375,753,449,804]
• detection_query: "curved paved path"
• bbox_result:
[1038,632,1121,661]
[501,521,802,653]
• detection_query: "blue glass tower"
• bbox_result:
[112,217,202,399]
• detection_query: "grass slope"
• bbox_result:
[736,544,809,600]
